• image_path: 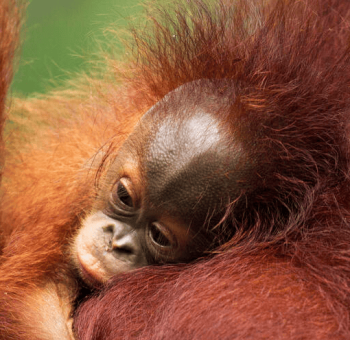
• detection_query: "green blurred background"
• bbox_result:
[12,0,142,96]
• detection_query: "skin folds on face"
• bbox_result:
[72,81,251,286]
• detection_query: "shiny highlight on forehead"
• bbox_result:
[149,111,226,177]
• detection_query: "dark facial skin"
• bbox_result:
[72,81,251,286]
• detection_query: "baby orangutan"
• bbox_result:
[72,81,243,287]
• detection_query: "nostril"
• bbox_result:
[102,224,114,234]
[109,230,138,257]
[114,245,134,255]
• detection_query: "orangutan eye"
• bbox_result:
[112,181,133,208]
[148,222,177,249]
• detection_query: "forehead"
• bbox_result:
[148,111,226,172]
[140,104,243,227]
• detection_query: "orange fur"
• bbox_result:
[0,0,21,189]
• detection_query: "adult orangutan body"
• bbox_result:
[1,0,350,339]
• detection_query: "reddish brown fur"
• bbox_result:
[75,255,343,339]
[0,0,350,339]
